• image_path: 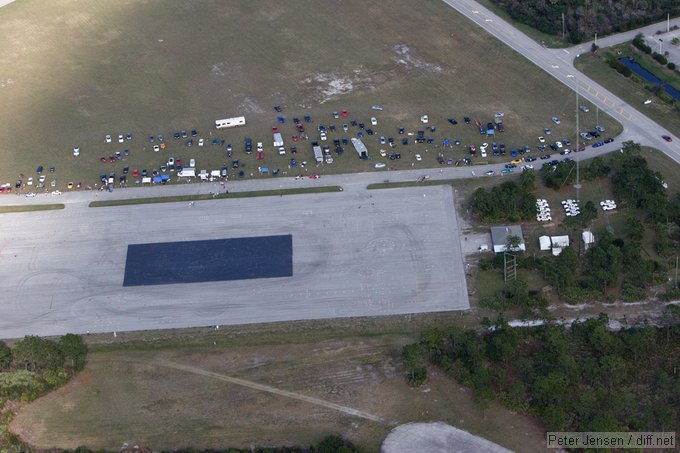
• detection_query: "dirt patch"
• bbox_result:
[11,335,548,452]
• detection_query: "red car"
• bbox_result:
[296,123,305,133]
[109,156,116,163]
[292,135,299,142]
[662,135,673,142]
[341,109,348,117]
[272,126,279,134]
[309,174,320,179]
[100,156,107,163]
[132,169,139,178]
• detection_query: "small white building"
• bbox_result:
[582,231,595,250]
[539,235,551,251]
[490,225,525,254]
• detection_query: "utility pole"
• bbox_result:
[571,75,581,202]
[668,13,671,33]
[562,13,566,39]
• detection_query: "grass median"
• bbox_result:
[88,186,343,207]
[0,204,65,213]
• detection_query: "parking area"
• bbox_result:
[0,185,468,338]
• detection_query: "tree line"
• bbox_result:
[472,142,680,304]
[403,314,680,433]
[0,334,87,402]
[490,0,680,43]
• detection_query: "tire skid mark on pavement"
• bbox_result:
[106,357,389,424]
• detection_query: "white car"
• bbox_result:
[25,192,36,197]
[73,147,80,157]
[522,164,534,170]
[198,138,204,147]
[551,116,560,125]
[118,134,124,143]
[375,162,386,169]
[325,154,333,164]
[538,136,545,143]
[320,132,327,141]
[51,190,62,195]
[371,117,377,126]
[485,170,495,176]
[168,157,175,166]
[415,154,422,161]
[380,149,387,157]
[27,177,33,186]
[480,142,488,151]
[39,175,46,183]
[153,145,160,152]
[105,135,112,143]
[189,158,196,168]
[480,149,487,158]
[420,115,429,124]
[555,141,563,148]
[257,142,263,152]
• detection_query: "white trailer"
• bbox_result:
[313,145,323,163]
[177,168,196,178]
[351,137,368,159]
[273,132,284,148]
[215,116,246,129]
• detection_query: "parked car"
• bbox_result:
[551,116,560,125]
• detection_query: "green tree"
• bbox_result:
[580,200,598,227]
[13,336,64,372]
[626,217,645,240]
[506,234,523,252]
[58,333,88,372]
[0,340,11,370]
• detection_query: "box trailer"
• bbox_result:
[313,145,323,163]
[351,137,368,159]
[273,132,284,148]
[178,168,196,178]
[215,116,246,129]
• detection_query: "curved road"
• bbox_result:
[443,0,680,164]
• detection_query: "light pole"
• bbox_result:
[568,75,581,202]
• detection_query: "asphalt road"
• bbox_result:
[0,185,468,338]
[442,0,680,163]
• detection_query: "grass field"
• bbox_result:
[576,45,680,137]
[10,318,549,452]
[0,0,619,193]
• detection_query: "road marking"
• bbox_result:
[472,10,479,13]
[551,65,559,68]
[563,49,570,54]
[485,18,492,22]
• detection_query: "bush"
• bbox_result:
[653,52,668,65]
[668,62,676,70]
[0,370,47,401]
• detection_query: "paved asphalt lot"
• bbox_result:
[0,185,468,338]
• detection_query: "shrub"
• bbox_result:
[653,52,668,65]
[668,62,676,70]
[0,370,47,401]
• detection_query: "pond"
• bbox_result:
[619,56,680,101]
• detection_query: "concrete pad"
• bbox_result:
[381,422,513,453]
[0,185,468,338]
